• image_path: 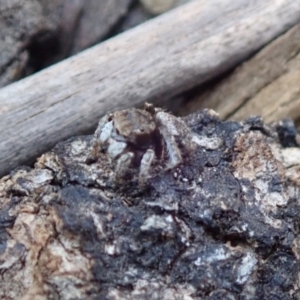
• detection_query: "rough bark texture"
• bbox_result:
[0,0,133,87]
[183,22,300,124]
[0,0,56,87]
[69,0,133,54]
[1,109,300,299]
[1,0,300,178]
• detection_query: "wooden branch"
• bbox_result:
[1,0,300,176]
[184,22,300,123]
[230,24,300,123]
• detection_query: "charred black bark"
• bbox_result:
[1,110,300,299]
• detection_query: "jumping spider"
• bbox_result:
[91,103,196,186]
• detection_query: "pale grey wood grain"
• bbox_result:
[1,0,300,176]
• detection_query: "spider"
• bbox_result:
[91,103,194,186]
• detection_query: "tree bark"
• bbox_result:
[1,107,300,299]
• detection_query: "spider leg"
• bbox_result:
[115,152,134,182]
[91,115,113,159]
[108,140,127,160]
[155,112,183,169]
[160,129,182,169]
[139,149,155,187]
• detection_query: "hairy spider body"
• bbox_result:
[91,103,194,186]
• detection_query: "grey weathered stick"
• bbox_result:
[1,0,300,176]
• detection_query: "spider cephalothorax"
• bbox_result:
[91,103,195,186]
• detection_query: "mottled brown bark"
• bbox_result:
[1,108,300,299]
